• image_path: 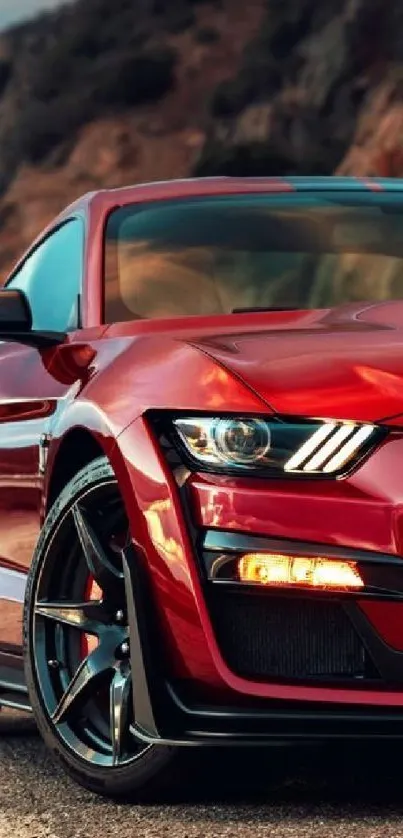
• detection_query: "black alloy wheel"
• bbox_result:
[24,457,177,798]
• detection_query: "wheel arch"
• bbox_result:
[44,427,112,514]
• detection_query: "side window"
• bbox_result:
[7,219,84,332]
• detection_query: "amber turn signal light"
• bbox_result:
[238,553,364,591]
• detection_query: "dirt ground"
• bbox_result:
[1,709,403,838]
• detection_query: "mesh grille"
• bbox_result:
[209,592,369,681]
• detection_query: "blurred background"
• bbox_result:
[0,0,400,280]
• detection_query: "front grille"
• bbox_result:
[209,592,373,682]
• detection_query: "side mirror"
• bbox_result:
[0,289,32,331]
[0,289,65,348]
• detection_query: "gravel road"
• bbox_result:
[1,709,403,838]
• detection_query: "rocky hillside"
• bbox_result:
[0,0,402,278]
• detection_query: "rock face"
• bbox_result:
[194,0,396,177]
[0,0,402,278]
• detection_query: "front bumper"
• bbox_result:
[123,539,403,746]
[134,696,403,747]
[116,417,403,729]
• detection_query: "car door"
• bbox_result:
[0,218,84,652]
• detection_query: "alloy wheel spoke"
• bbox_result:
[110,666,132,765]
[72,502,124,598]
[52,643,114,725]
[35,600,110,633]
[34,480,143,766]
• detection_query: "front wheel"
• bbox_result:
[23,457,178,798]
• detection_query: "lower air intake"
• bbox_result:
[209,593,372,682]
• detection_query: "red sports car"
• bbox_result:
[2,175,403,797]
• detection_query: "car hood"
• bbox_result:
[185,302,403,423]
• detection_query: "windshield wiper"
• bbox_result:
[232,306,301,314]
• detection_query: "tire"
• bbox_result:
[23,456,179,798]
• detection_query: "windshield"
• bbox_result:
[104,192,403,322]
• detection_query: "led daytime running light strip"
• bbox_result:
[284,423,337,471]
[284,422,375,474]
[322,425,374,473]
[304,424,355,471]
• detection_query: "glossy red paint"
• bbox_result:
[2,177,403,714]
[188,433,403,555]
[0,340,73,647]
[358,600,403,651]
[113,417,403,706]
[188,302,403,422]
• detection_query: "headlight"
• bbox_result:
[172,416,379,475]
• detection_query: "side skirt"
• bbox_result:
[0,651,31,712]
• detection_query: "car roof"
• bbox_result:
[7,174,403,290]
[57,175,403,221]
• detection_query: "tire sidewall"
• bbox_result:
[23,456,177,797]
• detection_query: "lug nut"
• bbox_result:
[48,659,60,669]
[120,641,130,657]
[115,609,125,623]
